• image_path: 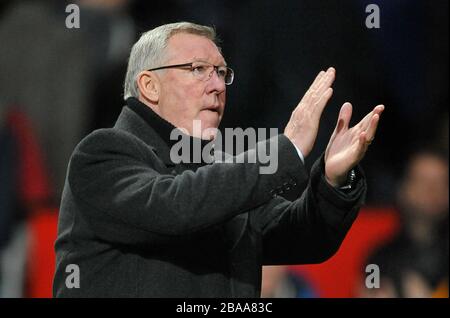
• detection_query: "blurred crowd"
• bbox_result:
[0,0,448,297]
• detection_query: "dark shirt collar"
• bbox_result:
[126,97,213,166]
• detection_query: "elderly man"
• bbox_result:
[53,22,383,297]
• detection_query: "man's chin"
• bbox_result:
[195,114,221,140]
[200,128,219,141]
[197,121,219,140]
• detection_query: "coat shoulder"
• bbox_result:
[66,127,159,192]
[74,127,150,157]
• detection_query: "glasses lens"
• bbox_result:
[225,68,234,85]
[191,63,210,81]
[191,62,234,85]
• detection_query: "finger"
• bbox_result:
[357,104,385,131]
[314,87,333,117]
[356,131,369,160]
[363,105,384,129]
[337,102,353,133]
[329,102,352,146]
[309,70,326,91]
[302,70,325,104]
[355,109,373,130]
[374,104,385,114]
[364,113,380,142]
[315,67,336,97]
[355,115,380,162]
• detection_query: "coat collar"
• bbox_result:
[115,97,213,169]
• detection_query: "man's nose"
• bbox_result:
[206,68,226,94]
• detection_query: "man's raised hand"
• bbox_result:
[284,67,335,157]
[324,103,384,187]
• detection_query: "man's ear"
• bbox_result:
[137,71,160,103]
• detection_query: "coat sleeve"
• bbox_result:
[253,154,367,265]
[66,129,308,243]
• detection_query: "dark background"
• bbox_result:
[1,0,448,204]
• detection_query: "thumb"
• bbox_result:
[326,102,352,159]
[335,102,352,133]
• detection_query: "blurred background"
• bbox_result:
[0,0,448,298]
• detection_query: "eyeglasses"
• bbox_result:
[147,61,234,85]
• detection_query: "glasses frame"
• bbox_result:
[147,62,234,85]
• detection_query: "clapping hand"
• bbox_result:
[324,102,384,187]
[284,67,384,187]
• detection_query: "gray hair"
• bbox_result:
[123,22,218,100]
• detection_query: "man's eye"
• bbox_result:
[192,65,207,73]
[217,69,227,78]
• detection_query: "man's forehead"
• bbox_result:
[166,32,225,64]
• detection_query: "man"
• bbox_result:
[53,22,384,297]
[362,149,448,298]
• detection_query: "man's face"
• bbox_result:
[155,33,226,139]
[400,154,449,220]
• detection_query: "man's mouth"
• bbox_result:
[203,105,220,114]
